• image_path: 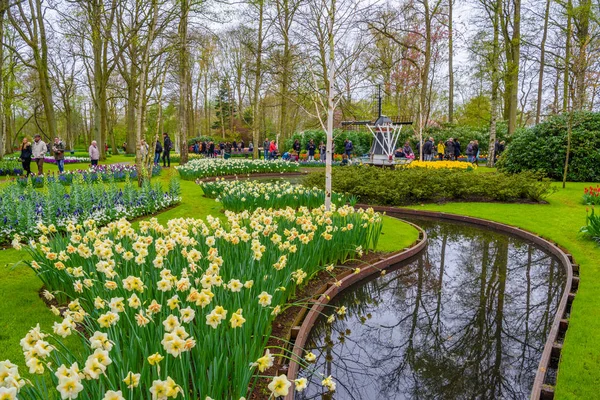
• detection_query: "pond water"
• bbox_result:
[297,217,565,400]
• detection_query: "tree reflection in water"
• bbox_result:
[297,218,565,400]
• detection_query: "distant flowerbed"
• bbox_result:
[403,160,476,170]
[0,178,180,243]
[201,179,352,212]
[16,165,161,187]
[583,185,600,205]
[176,158,299,180]
[8,205,382,399]
[7,156,91,164]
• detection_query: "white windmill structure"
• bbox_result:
[341,85,412,166]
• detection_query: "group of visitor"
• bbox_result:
[138,133,173,167]
[19,135,68,176]
[394,137,506,164]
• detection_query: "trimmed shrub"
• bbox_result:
[303,165,555,205]
[497,112,600,181]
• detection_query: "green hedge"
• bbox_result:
[497,112,600,181]
[303,166,554,205]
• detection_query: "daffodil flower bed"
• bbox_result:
[176,158,299,180]
[200,179,352,212]
[0,176,180,243]
[7,205,382,399]
[402,160,476,170]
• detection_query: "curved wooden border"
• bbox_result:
[283,206,576,400]
[362,206,576,400]
[284,220,428,399]
[194,171,306,183]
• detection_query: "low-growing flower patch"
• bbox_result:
[176,158,299,180]
[200,179,352,212]
[6,156,92,164]
[583,186,600,205]
[0,159,24,176]
[9,205,382,399]
[403,160,476,170]
[0,176,180,243]
[16,165,161,187]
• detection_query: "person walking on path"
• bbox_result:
[20,138,32,176]
[445,138,455,160]
[473,140,479,164]
[454,139,462,160]
[52,137,66,173]
[162,133,172,167]
[437,140,445,161]
[89,140,100,166]
[307,139,316,161]
[423,137,434,161]
[140,139,150,163]
[154,140,163,165]
[32,135,48,175]
[318,141,326,162]
[209,141,215,158]
[344,139,353,159]
[263,138,270,160]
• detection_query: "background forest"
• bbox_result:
[0,0,596,162]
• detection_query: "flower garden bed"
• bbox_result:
[0,159,24,176]
[176,158,299,180]
[16,165,161,187]
[200,179,351,212]
[2,178,180,244]
[7,205,382,399]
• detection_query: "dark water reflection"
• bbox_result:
[297,218,565,400]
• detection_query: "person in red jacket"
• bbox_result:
[269,140,277,160]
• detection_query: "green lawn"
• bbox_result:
[407,182,598,399]
[0,162,418,381]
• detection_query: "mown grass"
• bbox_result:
[408,182,598,399]
[0,162,418,383]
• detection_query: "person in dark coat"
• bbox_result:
[293,139,301,153]
[154,140,163,165]
[306,140,316,161]
[162,132,172,167]
[423,137,434,161]
[445,138,455,160]
[209,141,215,158]
[454,139,461,160]
[20,137,33,176]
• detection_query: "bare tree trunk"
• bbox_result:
[487,0,501,167]
[563,0,572,112]
[535,0,551,124]
[507,0,520,135]
[0,2,5,158]
[574,0,591,111]
[324,0,335,211]
[178,0,190,165]
[252,0,265,159]
[135,0,159,186]
[448,0,454,124]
